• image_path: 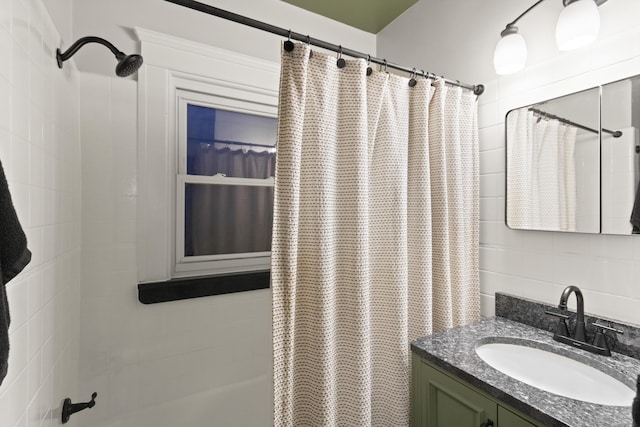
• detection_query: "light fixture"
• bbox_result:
[494,27,528,75]
[556,0,601,51]
[494,0,606,75]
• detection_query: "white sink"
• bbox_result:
[475,342,635,406]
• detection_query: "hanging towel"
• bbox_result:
[632,150,640,234]
[0,159,31,386]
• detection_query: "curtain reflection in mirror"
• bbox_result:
[507,108,577,231]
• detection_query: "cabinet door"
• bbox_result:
[420,360,497,427]
[498,406,537,427]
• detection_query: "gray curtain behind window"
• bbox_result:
[186,146,275,256]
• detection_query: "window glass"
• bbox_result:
[182,103,277,261]
[186,104,277,178]
[184,183,274,256]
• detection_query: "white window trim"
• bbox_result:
[136,28,280,283]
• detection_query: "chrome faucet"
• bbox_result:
[545,285,623,357]
[557,285,586,342]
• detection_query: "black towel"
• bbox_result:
[632,177,640,234]
[632,149,640,234]
[0,159,31,386]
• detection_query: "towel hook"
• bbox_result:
[366,54,373,76]
[409,68,417,87]
[284,29,294,52]
[336,45,345,68]
[62,392,98,424]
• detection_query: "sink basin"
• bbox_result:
[475,342,635,406]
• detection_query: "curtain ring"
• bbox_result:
[409,67,417,87]
[382,59,387,73]
[366,54,373,76]
[284,29,294,52]
[304,35,313,58]
[336,45,345,69]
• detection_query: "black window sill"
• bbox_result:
[138,270,270,304]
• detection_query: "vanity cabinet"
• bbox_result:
[412,353,544,427]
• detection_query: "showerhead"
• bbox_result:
[115,52,144,77]
[57,36,144,78]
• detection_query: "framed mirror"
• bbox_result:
[505,75,640,235]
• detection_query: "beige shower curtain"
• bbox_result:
[272,43,480,427]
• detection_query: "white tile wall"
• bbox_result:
[0,0,81,426]
[478,21,640,325]
[78,73,273,427]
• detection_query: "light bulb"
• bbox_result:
[494,28,527,75]
[556,0,600,51]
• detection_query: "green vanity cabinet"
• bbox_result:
[412,353,544,427]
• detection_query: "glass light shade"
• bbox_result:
[556,0,600,51]
[494,31,527,75]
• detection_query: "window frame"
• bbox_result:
[175,90,276,276]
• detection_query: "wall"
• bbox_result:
[379,0,640,325]
[0,0,82,426]
[75,2,376,426]
[78,71,273,427]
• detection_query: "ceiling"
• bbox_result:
[280,0,419,34]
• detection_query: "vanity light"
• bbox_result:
[494,27,528,75]
[494,0,606,75]
[556,0,601,51]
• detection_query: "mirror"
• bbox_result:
[601,75,640,234]
[505,75,640,235]
[506,87,601,233]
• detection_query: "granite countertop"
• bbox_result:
[411,317,640,427]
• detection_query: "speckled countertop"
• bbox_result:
[411,317,640,427]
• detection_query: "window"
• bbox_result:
[136,29,281,286]
[176,91,277,275]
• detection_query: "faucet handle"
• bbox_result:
[545,310,570,319]
[593,321,624,335]
[545,310,570,337]
[592,322,623,356]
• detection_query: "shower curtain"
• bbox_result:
[507,108,577,231]
[271,43,480,427]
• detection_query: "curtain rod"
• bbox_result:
[529,108,622,138]
[163,0,485,96]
